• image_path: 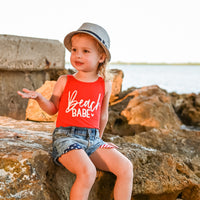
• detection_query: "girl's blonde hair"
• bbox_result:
[95,38,112,81]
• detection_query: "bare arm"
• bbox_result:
[99,80,112,138]
[17,75,67,115]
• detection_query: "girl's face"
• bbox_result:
[70,34,105,73]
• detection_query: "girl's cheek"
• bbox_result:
[70,52,74,59]
[70,55,74,64]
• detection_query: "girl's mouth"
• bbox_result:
[75,61,83,66]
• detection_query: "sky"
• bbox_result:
[1,0,200,63]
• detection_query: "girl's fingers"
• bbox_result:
[17,91,29,98]
[17,89,38,99]
[107,142,119,149]
[17,91,26,97]
[22,88,31,93]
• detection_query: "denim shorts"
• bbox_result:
[52,126,106,166]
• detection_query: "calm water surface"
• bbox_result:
[66,64,200,94]
[109,64,200,94]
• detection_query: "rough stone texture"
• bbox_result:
[109,69,123,102]
[107,85,181,136]
[121,85,181,129]
[170,92,200,127]
[0,35,65,119]
[0,35,65,71]
[0,116,199,200]
[122,128,200,183]
[26,81,57,122]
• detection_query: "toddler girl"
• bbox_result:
[18,22,133,200]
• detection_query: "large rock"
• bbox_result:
[0,35,65,120]
[122,128,200,182]
[109,69,123,102]
[0,116,199,200]
[170,92,200,127]
[107,85,181,136]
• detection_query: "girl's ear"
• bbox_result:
[99,53,106,63]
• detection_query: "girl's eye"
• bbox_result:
[71,48,76,52]
[84,50,89,53]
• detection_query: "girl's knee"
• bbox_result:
[118,159,134,180]
[128,159,133,171]
[78,163,97,185]
[125,159,133,177]
[128,160,134,178]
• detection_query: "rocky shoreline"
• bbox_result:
[0,35,199,200]
[0,80,200,200]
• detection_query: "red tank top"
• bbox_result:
[56,75,105,129]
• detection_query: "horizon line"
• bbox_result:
[65,61,200,66]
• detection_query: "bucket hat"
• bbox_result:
[64,22,111,61]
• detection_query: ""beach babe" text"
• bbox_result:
[65,90,101,118]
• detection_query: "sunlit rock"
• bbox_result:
[0,116,199,200]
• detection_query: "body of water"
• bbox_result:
[109,64,200,94]
[65,64,200,94]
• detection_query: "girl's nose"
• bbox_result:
[76,50,82,58]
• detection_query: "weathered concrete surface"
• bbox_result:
[0,35,65,119]
[0,70,50,119]
[0,35,65,71]
[0,116,199,200]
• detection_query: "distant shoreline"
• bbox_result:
[109,61,200,66]
[65,61,200,66]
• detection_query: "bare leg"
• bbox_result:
[90,148,133,200]
[59,150,96,200]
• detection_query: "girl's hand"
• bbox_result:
[106,142,119,149]
[17,88,40,100]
